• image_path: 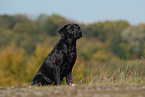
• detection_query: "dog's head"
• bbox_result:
[58,24,82,40]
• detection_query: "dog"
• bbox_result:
[31,24,82,86]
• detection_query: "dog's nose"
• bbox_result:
[78,32,82,37]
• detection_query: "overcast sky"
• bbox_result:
[0,0,145,25]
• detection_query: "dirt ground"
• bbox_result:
[0,85,145,97]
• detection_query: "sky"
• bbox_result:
[0,0,145,25]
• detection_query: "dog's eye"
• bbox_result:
[70,26,74,31]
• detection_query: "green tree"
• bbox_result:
[121,26,145,58]
[0,14,30,29]
[13,20,37,35]
[37,14,68,36]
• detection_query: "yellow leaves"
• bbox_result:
[0,43,25,73]
[0,43,26,86]
[0,69,18,86]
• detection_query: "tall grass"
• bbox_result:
[74,57,145,86]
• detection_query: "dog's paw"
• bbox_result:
[69,83,76,86]
[71,84,76,86]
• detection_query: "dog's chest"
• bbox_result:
[60,46,77,75]
[68,46,77,61]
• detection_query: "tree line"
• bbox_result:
[0,14,145,59]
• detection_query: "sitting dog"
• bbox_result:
[31,24,82,86]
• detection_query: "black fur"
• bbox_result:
[31,24,82,86]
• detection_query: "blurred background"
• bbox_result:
[0,0,145,86]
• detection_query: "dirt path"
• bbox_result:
[0,85,145,97]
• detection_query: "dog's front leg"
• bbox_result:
[66,72,71,85]
[53,67,61,85]
[66,72,76,86]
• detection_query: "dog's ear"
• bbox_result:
[58,25,67,39]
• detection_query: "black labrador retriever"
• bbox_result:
[31,24,82,86]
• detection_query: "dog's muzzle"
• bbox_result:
[78,32,82,38]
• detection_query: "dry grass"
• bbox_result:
[75,57,145,86]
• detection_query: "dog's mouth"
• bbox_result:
[77,32,82,39]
